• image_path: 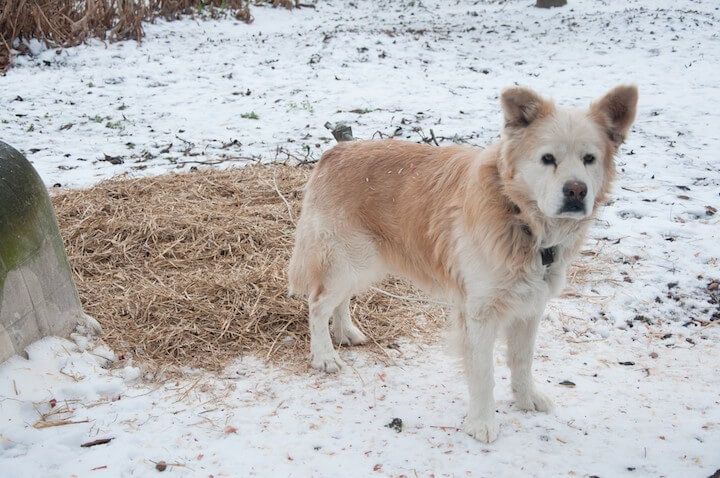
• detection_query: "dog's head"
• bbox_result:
[498,85,638,219]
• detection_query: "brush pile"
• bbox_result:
[52,165,446,371]
[0,0,302,73]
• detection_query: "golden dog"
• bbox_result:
[289,85,638,442]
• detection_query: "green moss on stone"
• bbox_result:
[0,141,72,305]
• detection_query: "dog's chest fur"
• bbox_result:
[454,215,584,321]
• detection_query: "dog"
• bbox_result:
[288,85,638,442]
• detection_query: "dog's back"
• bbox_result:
[288,139,478,300]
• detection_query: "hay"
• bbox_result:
[52,165,446,371]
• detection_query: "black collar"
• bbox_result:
[540,246,556,266]
[511,201,556,267]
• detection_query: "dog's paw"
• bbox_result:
[311,353,345,373]
[464,417,499,443]
[515,388,554,412]
[333,325,368,346]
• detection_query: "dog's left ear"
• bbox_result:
[591,85,638,146]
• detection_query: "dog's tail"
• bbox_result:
[287,218,327,299]
[287,246,311,298]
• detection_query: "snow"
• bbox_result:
[1,333,718,476]
[1,0,719,476]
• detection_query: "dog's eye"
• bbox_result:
[541,153,556,165]
[583,153,596,165]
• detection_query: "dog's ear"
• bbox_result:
[501,87,551,129]
[591,85,638,146]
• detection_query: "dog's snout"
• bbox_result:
[560,180,588,215]
[563,181,587,200]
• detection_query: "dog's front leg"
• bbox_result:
[462,316,499,443]
[506,316,554,412]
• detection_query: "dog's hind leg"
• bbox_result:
[331,298,368,346]
[308,286,348,372]
[506,316,554,412]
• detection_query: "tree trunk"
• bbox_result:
[536,0,567,8]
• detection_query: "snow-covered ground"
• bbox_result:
[1,0,719,476]
[1,331,718,477]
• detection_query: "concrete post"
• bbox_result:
[0,141,100,363]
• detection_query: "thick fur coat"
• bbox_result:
[288,85,638,442]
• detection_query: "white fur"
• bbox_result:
[514,108,607,218]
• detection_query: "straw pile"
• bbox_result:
[52,165,446,371]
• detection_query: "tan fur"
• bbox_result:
[288,85,638,442]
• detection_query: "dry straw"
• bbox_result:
[53,165,446,371]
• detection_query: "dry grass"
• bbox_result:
[52,165,446,371]
[0,0,304,73]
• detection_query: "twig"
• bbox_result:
[430,425,461,431]
[174,135,194,146]
[273,167,295,225]
[173,377,203,404]
[60,370,83,382]
[34,419,89,429]
[174,157,258,167]
[265,320,292,361]
[692,319,720,335]
[275,146,317,166]
[81,438,113,447]
[566,337,604,344]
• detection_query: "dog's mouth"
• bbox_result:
[557,198,587,217]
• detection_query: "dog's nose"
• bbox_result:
[563,181,587,200]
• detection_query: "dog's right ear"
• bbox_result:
[501,87,552,129]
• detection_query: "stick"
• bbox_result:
[273,167,295,225]
[34,419,89,429]
[81,438,113,447]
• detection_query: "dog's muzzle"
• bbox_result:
[560,180,587,215]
